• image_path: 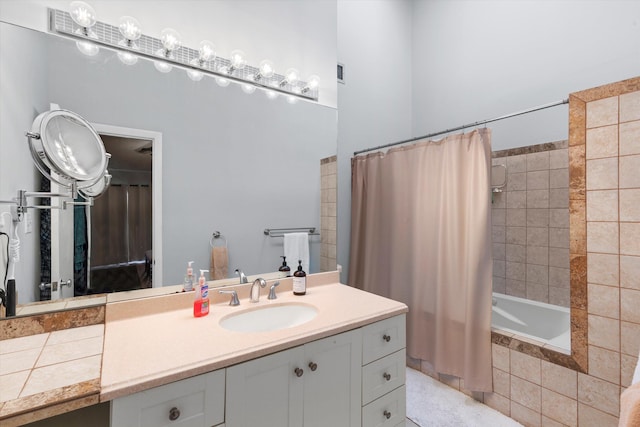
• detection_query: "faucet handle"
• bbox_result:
[219,290,240,306]
[268,281,281,300]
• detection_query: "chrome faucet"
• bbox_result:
[250,278,267,303]
[235,268,248,284]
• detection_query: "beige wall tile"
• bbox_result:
[507,191,527,209]
[621,321,640,357]
[493,243,506,260]
[620,222,640,256]
[620,255,640,290]
[506,279,526,298]
[527,189,550,209]
[549,228,569,249]
[549,168,569,189]
[527,264,549,285]
[620,120,640,155]
[506,226,526,245]
[493,367,510,397]
[620,91,640,123]
[620,189,640,221]
[506,244,526,263]
[506,261,526,281]
[586,125,618,159]
[528,226,549,246]
[511,349,542,385]
[541,388,577,427]
[527,170,549,190]
[586,157,618,190]
[0,334,48,355]
[542,415,564,427]
[549,286,570,306]
[549,188,569,208]
[578,373,620,417]
[548,247,569,269]
[542,360,577,399]
[587,283,619,319]
[549,209,569,228]
[493,225,506,243]
[492,343,510,372]
[587,253,619,286]
[549,148,569,169]
[493,277,506,293]
[586,222,619,254]
[507,154,527,173]
[493,191,506,208]
[527,246,549,266]
[0,348,40,376]
[506,208,526,227]
[586,190,618,222]
[586,96,619,129]
[526,284,549,304]
[483,392,510,417]
[588,314,620,352]
[588,345,621,385]
[527,151,550,172]
[621,354,638,388]
[507,172,527,191]
[0,370,29,402]
[620,154,640,188]
[493,208,506,226]
[511,401,542,427]
[621,288,640,323]
[511,375,541,412]
[549,267,570,288]
[578,403,619,427]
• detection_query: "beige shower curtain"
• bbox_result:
[349,129,493,391]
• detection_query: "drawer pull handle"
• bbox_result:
[308,362,318,371]
[294,367,304,377]
[382,334,391,342]
[169,407,181,421]
[383,410,391,419]
[383,372,391,381]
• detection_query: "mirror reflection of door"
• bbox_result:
[87,135,153,294]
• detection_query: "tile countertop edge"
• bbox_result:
[100,283,408,402]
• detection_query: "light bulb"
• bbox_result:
[216,77,230,87]
[76,40,99,56]
[117,50,138,65]
[302,75,320,93]
[265,89,279,100]
[241,84,256,94]
[279,68,299,87]
[187,69,204,81]
[198,40,216,63]
[70,1,96,29]
[160,28,182,53]
[229,49,246,73]
[256,59,274,80]
[154,60,172,73]
[287,95,298,105]
[218,65,230,75]
[118,16,142,42]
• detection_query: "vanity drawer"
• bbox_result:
[110,369,225,427]
[362,314,406,365]
[362,348,406,405]
[362,385,406,427]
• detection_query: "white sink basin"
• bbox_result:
[219,303,318,332]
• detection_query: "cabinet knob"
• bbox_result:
[169,407,181,421]
[383,372,391,381]
[383,410,391,419]
[294,367,304,377]
[382,334,391,342]
[308,362,318,371]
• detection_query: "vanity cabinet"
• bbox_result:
[226,329,363,427]
[110,369,225,427]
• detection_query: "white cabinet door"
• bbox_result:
[226,346,305,427]
[302,329,362,427]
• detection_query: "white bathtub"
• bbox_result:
[491,293,570,353]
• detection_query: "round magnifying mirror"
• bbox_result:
[79,172,112,199]
[28,109,108,189]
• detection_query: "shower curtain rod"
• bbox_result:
[353,98,569,156]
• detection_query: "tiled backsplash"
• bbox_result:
[320,156,337,272]
[492,142,570,307]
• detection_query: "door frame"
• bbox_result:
[92,123,163,288]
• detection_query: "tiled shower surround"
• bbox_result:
[320,156,337,272]
[409,76,640,427]
[492,142,571,307]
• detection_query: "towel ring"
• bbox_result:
[210,231,227,248]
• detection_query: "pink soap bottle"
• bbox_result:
[193,270,210,318]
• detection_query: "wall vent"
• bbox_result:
[337,63,345,84]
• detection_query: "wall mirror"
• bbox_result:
[0,21,337,318]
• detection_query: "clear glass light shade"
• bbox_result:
[218,65,230,75]
[230,49,247,70]
[284,68,299,84]
[258,60,275,78]
[241,84,256,94]
[117,50,138,65]
[76,40,99,56]
[160,28,182,52]
[198,40,216,62]
[187,69,204,81]
[70,1,96,28]
[118,16,142,41]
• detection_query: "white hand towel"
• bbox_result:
[284,232,309,274]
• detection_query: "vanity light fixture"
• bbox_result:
[302,75,320,94]
[51,6,320,102]
[241,82,257,94]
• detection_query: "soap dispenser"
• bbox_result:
[194,270,210,317]
[278,256,291,278]
[184,261,195,292]
[293,260,306,296]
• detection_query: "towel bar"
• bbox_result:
[264,227,319,237]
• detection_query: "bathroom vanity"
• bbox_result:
[0,272,408,426]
